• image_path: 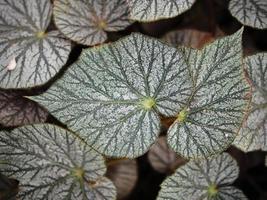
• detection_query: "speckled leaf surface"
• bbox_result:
[0,0,71,89]
[0,124,116,200]
[234,53,267,152]
[148,137,187,174]
[106,159,137,199]
[0,90,48,127]
[32,33,191,158]
[53,0,131,46]
[167,29,249,159]
[229,0,267,29]
[157,153,248,200]
[127,0,196,22]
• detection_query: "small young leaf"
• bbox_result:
[106,159,137,199]
[163,29,214,49]
[0,124,116,200]
[53,0,132,46]
[234,53,267,152]
[31,33,191,158]
[157,153,248,200]
[148,136,187,174]
[0,90,48,127]
[167,28,249,158]
[0,0,71,89]
[127,0,196,22]
[229,0,267,29]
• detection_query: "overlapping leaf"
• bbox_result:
[0,124,116,200]
[127,0,196,22]
[0,90,48,127]
[167,28,249,158]
[229,0,267,29]
[157,153,248,200]
[148,137,187,174]
[53,0,131,46]
[234,53,267,152]
[106,159,137,199]
[0,0,71,89]
[32,33,191,158]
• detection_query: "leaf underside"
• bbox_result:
[0,90,48,127]
[127,0,196,22]
[234,53,267,152]
[32,33,191,158]
[229,0,267,29]
[157,153,248,200]
[167,28,249,159]
[53,0,131,46]
[0,124,116,200]
[0,0,71,89]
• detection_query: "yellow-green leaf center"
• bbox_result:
[141,97,156,110]
[177,109,188,122]
[71,167,85,180]
[207,183,218,197]
[36,31,46,39]
[98,20,107,30]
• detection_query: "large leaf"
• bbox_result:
[234,53,267,152]
[167,29,249,158]
[0,0,71,89]
[0,124,116,200]
[127,0,196,22]
[157,153,248,200]
[0,90,48,127]
[53,0,131,46]
[31,33,191,158]
[229,0,267,29]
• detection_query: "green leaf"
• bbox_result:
[53,0,132,46]
[127,0,196,22]
[0,0,71,89]
[0,90,48,127]
[233,53,267,152]
[31,33,191,158]
[0,124,116,200]
[157,153,248,200]
[167,29,249,158]
[148,136,187,174]
[229,0,267,29]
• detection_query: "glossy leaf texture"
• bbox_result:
[157,153,248,200]
[234,53,267,152]
[0,0,71,89]
[53,0,132,46]
[127,0,196,22]
[31,33,191,158]
[229,0,267,29]
[0,90,48,127]
[167,28,249,159]
[163,29,214,49]
[148,137,187,174]
[106,159,137,199]
[0,124,116,200]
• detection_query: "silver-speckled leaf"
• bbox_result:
[234,53,267,152]
[167,29,249,159]
[106,159,137,199]
[148,136,187,174]
[157,153,248,200]
[31,33,191,158]
[127,0,196,22]
[0,0,71,89]
[53,0,131,46]
[0,124,116,200]
[229,0,267,29]
[163,29,213,49]
[0,90,48,127]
